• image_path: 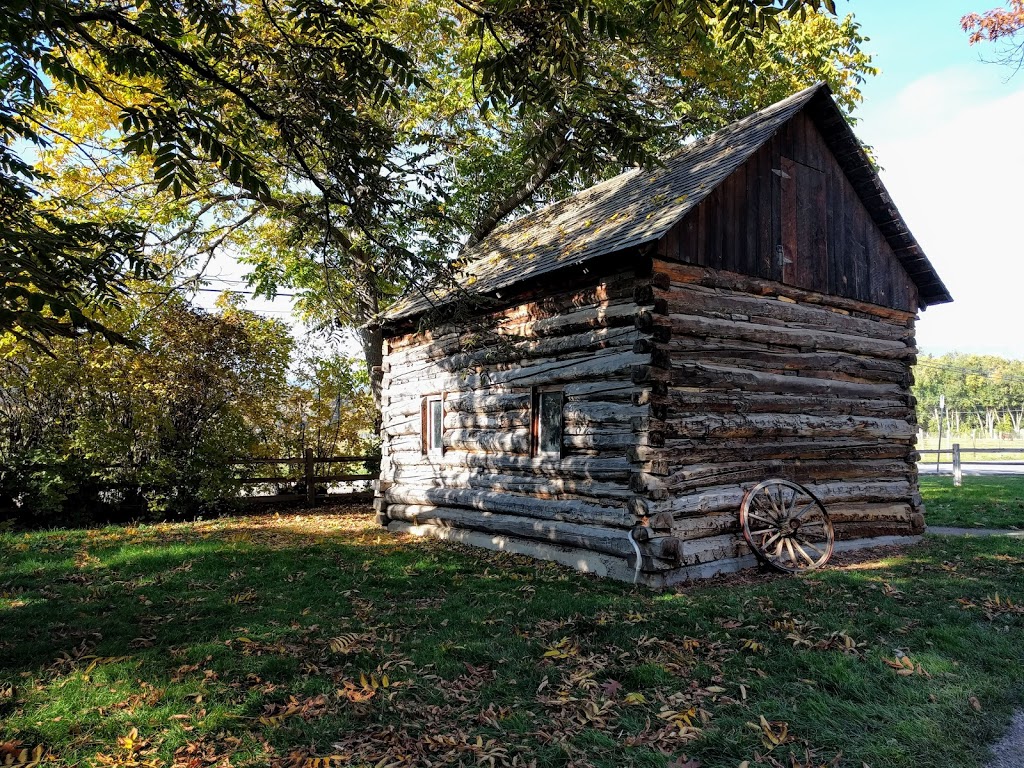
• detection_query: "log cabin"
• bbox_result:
[373,83,952,587]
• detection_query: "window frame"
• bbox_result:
[532,387,564,459]
[422,395,444,457]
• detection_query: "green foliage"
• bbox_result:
[0,291,294,523]
[282,348,379,458]
[1,1,161,344]
[0,139,154,346]
[913,353,1024,437]
[421,4,879,252]
[7,0,876,388]
[2,0,413,347]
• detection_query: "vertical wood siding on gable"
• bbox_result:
[658,111,919,313]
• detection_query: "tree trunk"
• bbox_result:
[348,246,384,421]
[1011,409,1023,436]
[359,323,383,402]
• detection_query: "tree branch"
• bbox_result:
[465,130,569,248]
[60,10,277,124]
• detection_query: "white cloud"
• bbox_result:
[859,68,1024,358]
[862,68,991,134]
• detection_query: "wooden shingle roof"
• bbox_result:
[386,83,950,322]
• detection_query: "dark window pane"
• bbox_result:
[430,399,443,452]
[539,391,563,456]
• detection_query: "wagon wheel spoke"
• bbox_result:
[791,500,818,521]
[741,479,834,574]
[772,538,786,559]
[792,539,818,566]
[747,511,778,526]
[784,536,798,567]
[785,488,801,518]
[796,537,826,557]
[765,486,787,519]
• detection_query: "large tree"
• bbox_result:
[8,0,862,400]
[3,0,417,347]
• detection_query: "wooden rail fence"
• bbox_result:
[918,444,1024,487]
[21,450,378,506]
[232,449,377,504]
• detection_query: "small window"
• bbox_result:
[533,389,564,458]
[423,396,444,456]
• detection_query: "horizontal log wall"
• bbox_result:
[378,255,924,582]
[377,269,670,571]
[644,258,924,554]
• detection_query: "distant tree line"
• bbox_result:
[913,353,1024,439]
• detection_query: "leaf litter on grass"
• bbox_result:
[1,509,1024,767]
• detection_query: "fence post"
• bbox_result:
[304,448,316,505]
[952,443,962,487]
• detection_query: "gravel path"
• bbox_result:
[928,526,1024,538]
[987,711,1024,768]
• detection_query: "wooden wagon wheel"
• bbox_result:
[740,479,835,573]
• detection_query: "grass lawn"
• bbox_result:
[2,509,1024,768]
[921,475,1024,529]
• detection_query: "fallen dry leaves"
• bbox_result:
[0,743,46,768]
[2,509,990,768]
[883,655,930,677]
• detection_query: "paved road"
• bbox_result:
[989,712,1024,768]
[918,463,1024,476]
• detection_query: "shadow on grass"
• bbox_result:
[1,510,1023,768]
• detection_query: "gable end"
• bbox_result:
[658,109,922,312]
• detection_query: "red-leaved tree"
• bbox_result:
[963,0,1024,68]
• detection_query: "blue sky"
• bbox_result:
[846,0,1024,358]
[209,2,1024,359]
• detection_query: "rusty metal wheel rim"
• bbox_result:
[740,479,835,573]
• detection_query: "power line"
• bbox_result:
[915,360,1024,386]
[235,308,296,317]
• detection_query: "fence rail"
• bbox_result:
[917,444,1024,486]
[230,449,376,504]
[21,449,377,506]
